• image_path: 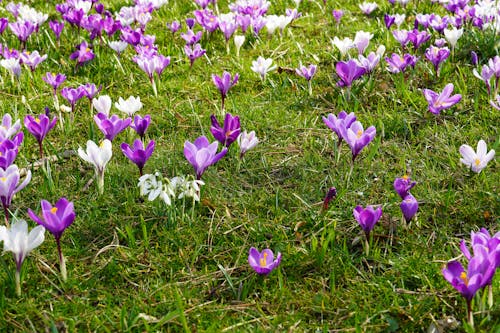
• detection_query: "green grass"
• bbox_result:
[0,0,499,331]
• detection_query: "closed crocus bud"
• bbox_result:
[400,194,418,222]
[471,51,478,66]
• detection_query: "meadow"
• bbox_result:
[0,0,499,331]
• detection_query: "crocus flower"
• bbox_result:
[130,114,151,139]
[385,53,415,73]
[210,113,241,147]
[0,165,31,225]
[60,86,85,115]
[20,50,47,72]
[78,139,112,194]
[408,29,431,51]
[354,30,373,54]
[384,14,395,29]
[442,247,496,326]
[237,130,259,159]
[81,83,102,104]
[114,96,143,117]
[422,83,462,115]
[27,198,75,281]
[251,56,276,81]
[459,140,495,173]
[356,52,381,73]
[69,41,94,67]
[24,113,57,158]
[0,114,22,141]
[120,139,155,176]
[444,27,463,50]
[332,9,343,26]
[0,140,20,170]
[92,95,112,116]
[490,95,500,111]
[234,35,245,57]
[0,218,45,296]
[43,72,66,95]
[393,175,416,199]
[340,121,376,161]
[296,64,317,95]
[400,194,418,223]
[181,29,202,45]
[108,41,128,56]
[0,58,21,79]
[425,46,450,76]
[322,186,337,212]
[94,112,131,141]
[184,43,206,67]
[212,71,239,111]
[331,36,355,57]
[335,60,366,88]
[9,20,35,46]
[183,136,228,179]
[248,247,282,275]
[353,205,382,237]
[167,21,181,33]
[359,2,378,15]
[49,20,64,40]
[322,111,357,146]
[473,65,494,95]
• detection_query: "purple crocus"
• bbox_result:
[340,121,376,161]
[322,111,357,146]
[185,43,206,67]
[181,29,203,45]
[212,71,239,111]
[393,175,416,199]
[210,113,241,147]
[425,46,450,76]
[121,139,155,176]
[322,186,337,212]
[295,64,317,81]
[442,247,496,326]
[60,86,85,115]
[408,29,431,51]
[0,139,20,170]
[423,83,462,115]
[0,114,22,141]
[473,65,494,95]
[400,194,418,222]
[49,20,65,40]
[130,114,151,139]
[20,51,47,72]
[384,14,395,29]
[9,20,35,47]
[94,112,131,141]
[27,197,75,281]
[81,83,102,103]
[24,113,57,159]
[43,72,66,95]
[248,247,282,275]
[353,205,382,239]
[183,136,228,179]
[335,60,366,88]
[385,53,415,73]
[69,41,95,67]
[0,165,31,225]
[167,21,181,34]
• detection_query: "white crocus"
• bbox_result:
[331,36,355,57]
[234,35,245,58]
[354,31,373,55]
[0,58,21,79]
[0,218,45,296]
[78,139,112,194]
[108,41,128,55]
[444,27,463,49]
[459,140,495,173]
[92,95,112,116]
[251,56,277,81]
[115,96,143,116]
[237,130,259,158]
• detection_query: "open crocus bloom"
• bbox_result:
[422,83,462,115]
[184,136,227,179]
[248,247,282,275]
[459,139,495,173]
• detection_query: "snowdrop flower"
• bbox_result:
[234,35,245,57]
[0,218,45,296]
[78,139,112,194]
[92,95,112,116]
[138,172,164,202]
[459,140,495,173]
[170,175,205,202]
[331,36,355,57]
[444,27,463,50]
[251,56,277,81]
[115,96,143,116]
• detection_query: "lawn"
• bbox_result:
[0,0,498,331]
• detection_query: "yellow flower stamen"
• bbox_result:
[86,48,91,52]
[356,130,363,138]
[0,177,6,182]
[260,252,268,267]
[474,158,481,166]
[50,207,58,214]
[460,271,469,286]
[35,117,40,124]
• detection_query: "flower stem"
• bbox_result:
[467,299,474,328]
[3,205,9,227]
[56,238,67,282]
[15,269,21,297]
